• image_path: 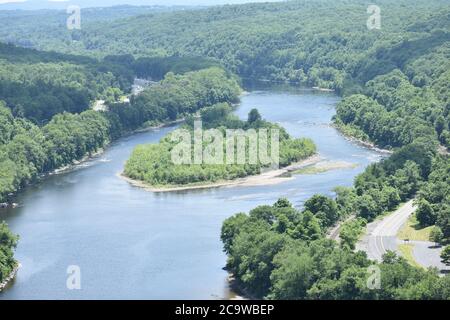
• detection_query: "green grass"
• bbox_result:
[397,214,433,242]
[398,244,423,269]
[292,162,358,175]
[292,166,330,175]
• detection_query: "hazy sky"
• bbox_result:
[0,0,284,9]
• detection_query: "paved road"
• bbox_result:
[411,240,449,273]
[357,200,416,262]
[373,200,416,237]
[357,200,450,273]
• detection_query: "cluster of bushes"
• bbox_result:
[124,105,316,187]
[0,222,18,285]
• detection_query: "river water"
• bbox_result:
[0,85,383,299]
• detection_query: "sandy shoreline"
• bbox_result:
[120,154,323,193]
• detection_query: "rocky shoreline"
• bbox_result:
[332,123,393,155]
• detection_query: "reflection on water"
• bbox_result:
[0,85,383,299]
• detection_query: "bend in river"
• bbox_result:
[0,84,384,299]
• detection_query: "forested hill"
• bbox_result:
[0,42,222,124]
[0,42,134,124]
[1,0,449,92]
[0,5,197,49]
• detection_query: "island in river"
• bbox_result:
[122,103,317,192]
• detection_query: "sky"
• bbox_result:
[0,0,284,10]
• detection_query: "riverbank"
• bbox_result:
[226,274,255,300]
[0,263,20,292]
[312,86,335,92]
[0,117,186,207]
[120,154,323,193]
[51,119,186,176]
[332,122,393,155]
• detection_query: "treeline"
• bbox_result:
[131,56,222,80]
[335,69,449,149]
[1,0,449,93]
[109,67,241,131]
[221,198,450,299]
[0,43,134,124]
[416,156,450,244]
[0,43,227,125]
[124,104,316,187]
[0,222,18,285]
[0,104,111,201]
[0,67,241,202]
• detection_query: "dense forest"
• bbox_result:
[415,157,450,243]
[109,67,241,131]
[0,42,224,124]
[124,105,316,187]
[0,43,133,124]
[0,35,238,281]
[1,0,449,93]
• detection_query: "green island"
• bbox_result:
[123,104,316,190]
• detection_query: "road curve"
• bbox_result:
[357,200,416,262]
[372,200,416,237]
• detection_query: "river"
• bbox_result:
[0,84,383,299]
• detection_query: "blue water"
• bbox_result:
[0,87,382,299]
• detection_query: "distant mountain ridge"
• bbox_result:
[0,0,271,10]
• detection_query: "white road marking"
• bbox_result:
[367,200,416,261]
